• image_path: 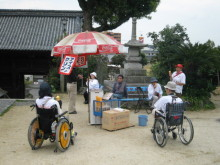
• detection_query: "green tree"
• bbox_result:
[111,54,126,67]
[47,57,61,92]
[78,0,160,31]
[175,42,220,109]
[148,23,190,84]
[148,23,220,109]
[86,55,109,85]
[139,52,148,67]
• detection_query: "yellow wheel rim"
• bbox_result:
[59,122,70,148]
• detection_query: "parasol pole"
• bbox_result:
[60,54,65,92]
[87,56,90,124]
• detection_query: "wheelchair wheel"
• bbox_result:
[153,117,168,147]
[28,117,44,150]
[55,118,71,152]
[178,116,194,145]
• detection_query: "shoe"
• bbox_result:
[69,111,77,114]
[84,101,88,104]
[151,128,154,134]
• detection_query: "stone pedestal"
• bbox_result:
[120,18,149,98]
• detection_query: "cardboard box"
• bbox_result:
[102,110,130,131]
[102,92,113,100]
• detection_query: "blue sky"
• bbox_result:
[1,0,220,45]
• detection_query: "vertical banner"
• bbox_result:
[75,55,87,67]
[59,55,77,75]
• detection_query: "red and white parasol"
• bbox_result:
[51,31,124,75]
[51,31,123,57]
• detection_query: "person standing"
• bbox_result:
[83,72,99,104]
[148,77,163,108]
[67,68,83,114]
[169,64,186,97]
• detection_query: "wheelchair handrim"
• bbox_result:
[55,118,71,151]
[60,122,70,148]
[178,116,194,145]
[28,118,44,149]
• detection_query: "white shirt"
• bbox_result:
[154,95,183,114]
[172,71,186,94]
[148,83,163,99]
[86,79,99,92]
[36,96,63,115]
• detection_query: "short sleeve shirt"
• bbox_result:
[172,71,186,94]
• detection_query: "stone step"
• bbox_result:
[120,69,147,76]
[124,76,148,83]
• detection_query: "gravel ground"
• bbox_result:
[0,94,220,165]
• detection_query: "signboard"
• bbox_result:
[59,55,77,75]
[75,55,87,67]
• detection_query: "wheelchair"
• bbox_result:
[152,102,194,147]
[28,104,76,152]
[135,87,152,114]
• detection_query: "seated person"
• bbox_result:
[152,81,183,117]
[112,75,127,99]
[148,77,163,108]
[84,72,99,104]
[36,82,62,115]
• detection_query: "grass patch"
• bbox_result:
[16,100,27,102]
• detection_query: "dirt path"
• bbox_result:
[0,94,220,165]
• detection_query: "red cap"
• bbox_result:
[175,64,183,68]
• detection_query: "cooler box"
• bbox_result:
[102,110,130,131]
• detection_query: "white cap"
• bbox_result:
[90,72,97,78]
[164,81,176,91]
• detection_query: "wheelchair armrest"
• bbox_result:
[56,111,68,118]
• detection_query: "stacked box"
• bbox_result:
[102,110,130,131]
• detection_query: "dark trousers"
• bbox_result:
[84,91,89,102]
[176,93,182,97]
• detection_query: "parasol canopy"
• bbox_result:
[51,31,124,57]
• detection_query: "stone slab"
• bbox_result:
[0,99,16,115]
[126,57,141,62]
[124,63,142,70]
[124,76,148,83]
[120,69,146,76]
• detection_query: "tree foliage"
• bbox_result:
[139,52,148,67]
[111,54,126,67]
[148,24,220,110]
[78,0,160,31]
[87,55,109,84]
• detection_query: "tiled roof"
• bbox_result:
[0,9,83,51]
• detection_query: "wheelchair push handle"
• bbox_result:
[57,111,68,118]
[30,104,36,111]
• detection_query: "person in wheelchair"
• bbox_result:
[151,81,194,147]
[152,81,183,117]
[148,77,163,109]
[28,82,76,152]
[36,82,62,115]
